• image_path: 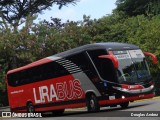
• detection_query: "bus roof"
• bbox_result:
[7,42,139,74]
[54,42,139,57]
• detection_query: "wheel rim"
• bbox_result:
[90,99,95,109]
[28,105,34,113]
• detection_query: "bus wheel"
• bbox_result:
[120,102,129,109]
[27,102,35,113]
[86,94,100,112]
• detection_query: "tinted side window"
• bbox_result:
[66,52,100,83]
[7,61,69,86]
[66,52,89,72]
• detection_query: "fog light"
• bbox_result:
[122,96,125,99]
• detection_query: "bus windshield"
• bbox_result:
[113,50,151,84]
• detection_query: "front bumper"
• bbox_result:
[99,93,155,106]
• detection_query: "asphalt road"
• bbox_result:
[1,97,160,120]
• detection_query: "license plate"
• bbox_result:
[109,96,115,100]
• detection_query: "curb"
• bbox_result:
[133,96,160,103]
[0,106,10,109]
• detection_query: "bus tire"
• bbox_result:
[120,102,129,109]
[86,94,100,112]
[27,102,35,113]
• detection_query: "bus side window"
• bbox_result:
[8,73,19,86]
[7,61,70,87]
[66,52,100,83]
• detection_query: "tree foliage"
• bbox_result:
[0,0,160,105]
[0,14,159,72]
[115,0,160,16]
[0,0,78,31]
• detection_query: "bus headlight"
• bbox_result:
[122,96,125,99]
[112,86,128,91]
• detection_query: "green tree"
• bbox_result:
[123,15,160,73]
[115,0,160,16]
[0,0,78,31]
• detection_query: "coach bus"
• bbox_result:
[6,42,157,113]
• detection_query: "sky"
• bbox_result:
[37,0,117,23]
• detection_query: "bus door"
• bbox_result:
[87,50,118,95]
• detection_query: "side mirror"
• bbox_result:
[144,52,157,64]
[98,55,119,69]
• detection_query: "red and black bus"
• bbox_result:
[6,42,157,113]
